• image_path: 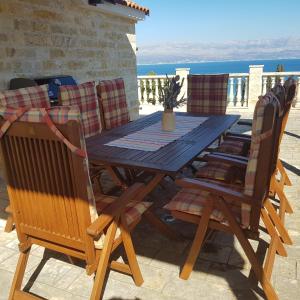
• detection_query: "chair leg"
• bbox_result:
[8,248,31,300]
[260,208,287,257]
[277,159,292,186]
[5,214,15,233]
[218,199,278,300]
[264,198,293,245]
[120,215,143,286]
[90,220,118,300]
[180,204,213,280]
[274,180,293,217]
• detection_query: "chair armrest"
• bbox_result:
[204,153,248,168]
[175,178,253,205]
[87,182,145,237]
[224,134,251,143]
[237,120,252,126]
[212,152,249,162]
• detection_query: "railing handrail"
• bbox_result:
[137,73,249,78]
[262,71,300,76]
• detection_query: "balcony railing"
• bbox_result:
[137,66,300,111]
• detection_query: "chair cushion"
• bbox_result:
[0,85,50,108]
[187,74,229,115]
[94,193,152,249]
[216,140,247,156]
[195,161,238,183]
[164,181,245,226]
[97,78,130,130]
[59,82,102,138]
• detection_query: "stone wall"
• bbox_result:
[0,0,140,118]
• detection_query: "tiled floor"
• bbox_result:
[0,111,299,300]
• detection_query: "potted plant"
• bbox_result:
[158,75,186,131]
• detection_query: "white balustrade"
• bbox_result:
[137,69,300,111]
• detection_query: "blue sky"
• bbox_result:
[135,1,300,63]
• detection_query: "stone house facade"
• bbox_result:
[0,0,149,119]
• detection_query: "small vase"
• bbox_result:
[162,109,176,131]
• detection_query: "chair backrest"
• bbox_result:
[58,81,102,138]
[243,92,280,232]
[0,85,50,108]
[187,74,229,115]
[96,78,130,130]
[0,106,98,256]
[279,77,297,144]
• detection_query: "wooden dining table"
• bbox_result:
[87,110,239,202]
[87,111,239,173]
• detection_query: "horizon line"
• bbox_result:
[137,57,300,66]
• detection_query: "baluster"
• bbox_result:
[262,77,267,95]
[281,76,285,84]
[229,77,234,106]
[271,77,276,89]
[235,78,242,107]
[137,79,141,102]
[155,79,159,102]
[142,79,146,101]
[244,77,249,106]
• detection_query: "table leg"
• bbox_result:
[134,173,182,241]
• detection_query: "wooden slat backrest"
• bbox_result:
[0,119,94,253]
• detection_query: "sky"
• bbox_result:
[135,0,300,64]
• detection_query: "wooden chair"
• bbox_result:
[96,78,130,130]
[0,85,51,233]
[197,79,297,226]
[96,78,141,182]
[164,92,283,299]
[0,106,152,300]
[187,74,229,115]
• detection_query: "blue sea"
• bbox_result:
[137,59,300,75]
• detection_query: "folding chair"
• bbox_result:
[196,79,297,225]
[0,106,152,300]
[187,74,229,115]
[0,85,51,233]
[164,92,282,300]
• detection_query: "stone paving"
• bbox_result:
[0,110,299,300]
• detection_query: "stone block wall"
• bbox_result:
[0,0,140,118]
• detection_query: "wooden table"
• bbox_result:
[86,111,239,238]
[86,112,240,176]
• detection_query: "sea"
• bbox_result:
[137,59,300,76]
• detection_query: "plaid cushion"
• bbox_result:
[164,182,245,225]
[0,85,50,108]
[187,74,229,115]
[244,93,279,197]
[216,140,248,156]
[196,161,238,183]
[94,193,152,249]
[97,78,130,130]
[59,82,102,138]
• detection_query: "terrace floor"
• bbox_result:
[0,111,299,300]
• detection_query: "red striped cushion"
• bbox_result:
[59,82,102,138]
[0,85,50,108]
[216,140,247,155]
[196,161,237,182]
[97,78,130,130]
[187,74,229,115]
[164,184,243,225]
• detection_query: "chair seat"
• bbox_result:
[216,140,247,155]
[164,180,245,225]
[195,161,238,183]
[94,193,152,249]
